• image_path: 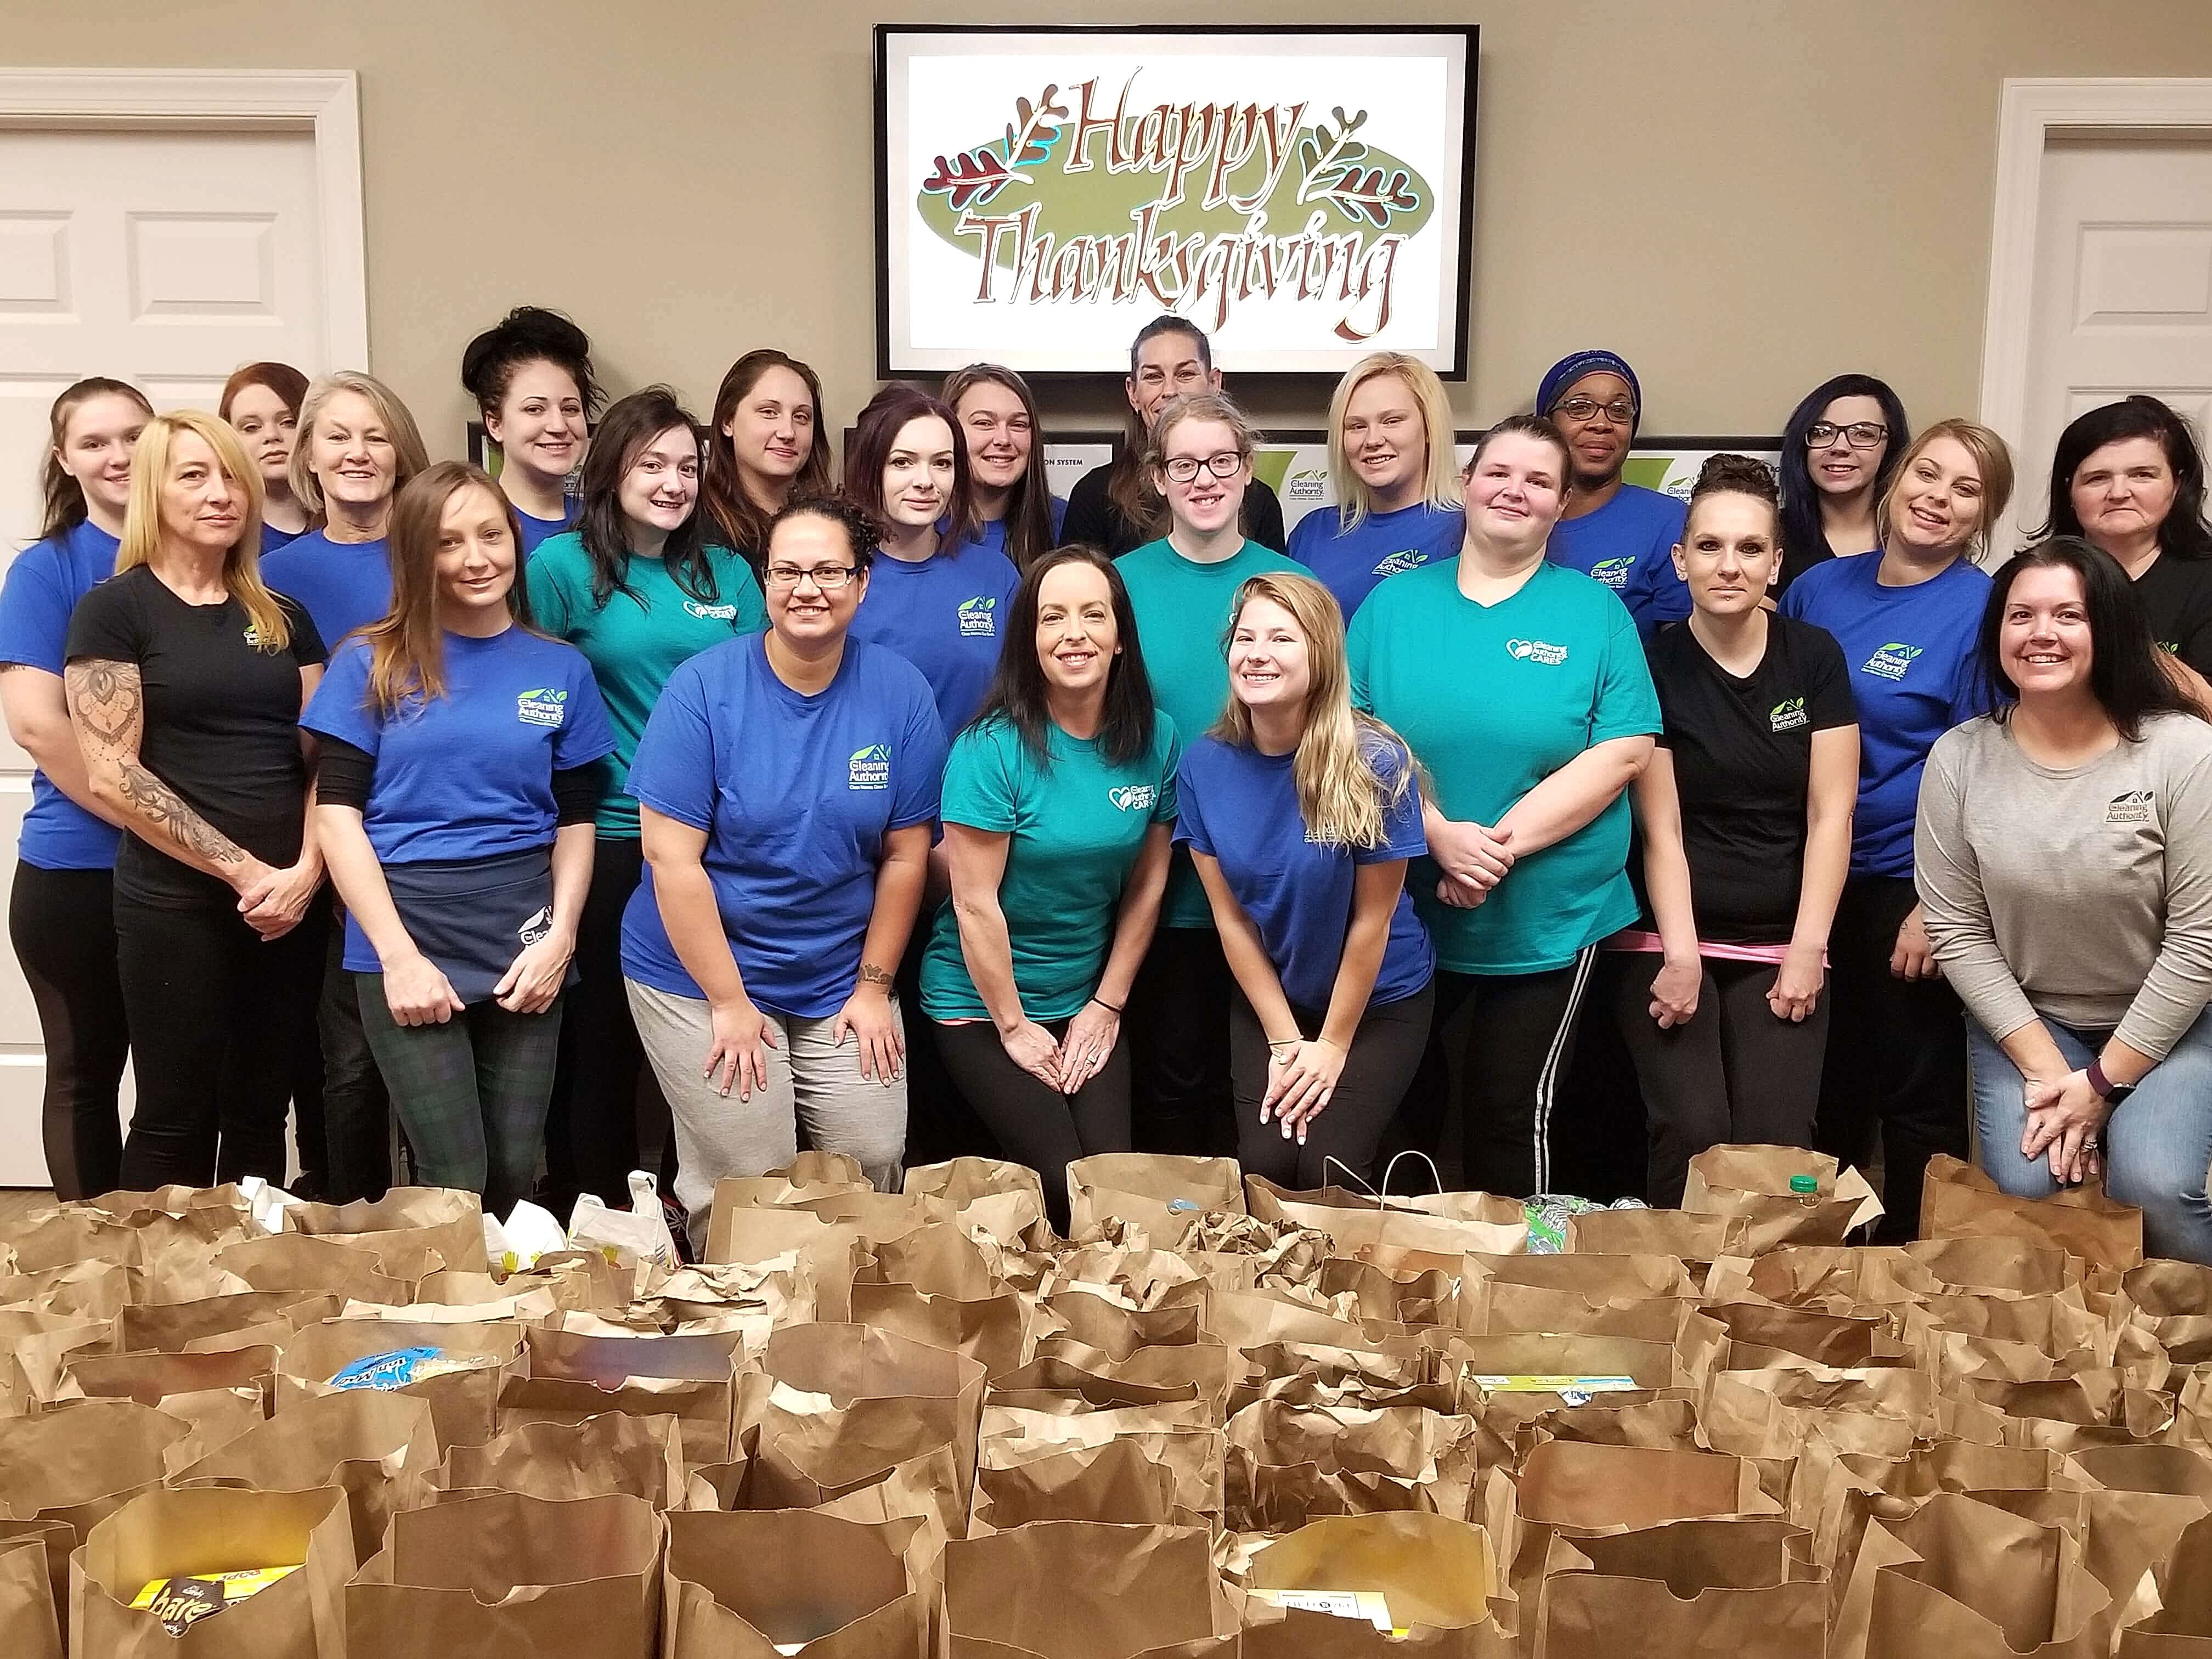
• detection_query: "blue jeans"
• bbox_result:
[1967,1007,2212,1265]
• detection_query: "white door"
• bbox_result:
[0,124,330,1184]
[2015,131,2212,541]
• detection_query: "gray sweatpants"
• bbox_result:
[625,979,907,1251]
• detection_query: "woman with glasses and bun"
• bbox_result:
[1777,374,1912,594]
[621,496,946,1252]
[526,386,766,1213]
[1607,456,1858,1206]
[460,306,601,555]
[2036,396,2212,684]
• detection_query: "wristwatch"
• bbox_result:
[2086,1058,2136,1107]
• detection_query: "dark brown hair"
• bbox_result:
[574,386,721,609]
[703,349,834,569]
[38,378,154,542]
[359,461,535,713]
[460,306,601,419]
[1106,315,1215,538]
[970,545,1157,766]
[844,385,972,555]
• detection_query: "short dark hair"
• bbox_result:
[2035,395,2212,563]
[460,305,601,419]
[970,545,1158,769]
[1463,413,1571,480]
[1979,536,2199,740]
[1778,374,1911,591]
[219,361,311,424]
[1130,314,1211,377]
[845,385,972,553]
[573,386,720,610]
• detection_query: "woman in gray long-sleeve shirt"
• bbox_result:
[1917,538,2212,1264]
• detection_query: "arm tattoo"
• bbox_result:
[116,761,247,865]
[65,658,247,868]
[857,962,895,989]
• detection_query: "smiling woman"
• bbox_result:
[461,307,602,554]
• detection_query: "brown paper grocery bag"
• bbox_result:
[971,1437,1181,1532]
[0,1206,144,1273]
[499,1324,749,1464]
[1244,1176,1525,1266]
[0,1526,63,1659]
[943,1521,1232,1659]
[760,1322,987,1498]
[849,1280,1032,1383]
[1534,1517,1825,1659]
[59,1344,274,1409]
[713,1152,872,1211]
[281,1186,488,1275]
[170,1387,439,1564]
[1680,1144,1883,1252]
[2118,1509,2212,1654]
[1921,1154,2144,1270]
[663,1507,927,1659]
[1563,1205,1746,1259]
[1514,1440,1771,1534]
[427,1411,689,1509]
[0,1400,192,1548]
[347,1489,661,1659]
[1861,1492,2114,1659]
[71,1481,353,1659]
[905,1157,1051,1246]
[0,1260,132,1323]
[214,1233,416,1304]
[1244,1511,1506,1649]
[275,1314,520,1449]
[2120,1261,2212,1363]
[117,1291,338,1356]
[1070,1155,1245,1246]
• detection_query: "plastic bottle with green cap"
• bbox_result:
[1788,1174,1820,1196]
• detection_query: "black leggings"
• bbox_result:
[1126,926,1235,1156]
[114,890,323,1189]
[543,834,670,1213]
[1816,873,1968,1244]
[1231,984,1434,1191]
[934,1016,1131,1233]
[319,899,394,1204]
[9,864,129,1200]
[1606,952,1827,1208]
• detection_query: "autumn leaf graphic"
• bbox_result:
[922,83,1069,211]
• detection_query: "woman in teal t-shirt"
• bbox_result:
[922,547,1177,1231]
[1348,414,1660,1199]
[523,386,766,1215]
[1116,391,1300,1158]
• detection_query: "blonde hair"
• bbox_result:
[1325,353,1461,532]
[1876,417,2016,562]
[290,370,430,516]
[117,411,290,652]
[1211,570,1416,848]
[1146,391,1260,538]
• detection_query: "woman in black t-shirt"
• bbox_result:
[65,411,328,1189]
[1602,456,1860,1205]
[2036,396,2212,686]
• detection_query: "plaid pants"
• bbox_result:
[355,975,563,1217]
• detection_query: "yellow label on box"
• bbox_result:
[131,1566,300,1634]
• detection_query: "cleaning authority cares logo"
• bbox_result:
[1505,638,1568,667]
[1108,784,1156,812]
[1862,642,1923,681]
[849,744,892,791]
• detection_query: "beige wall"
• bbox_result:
[9,0,2212,454]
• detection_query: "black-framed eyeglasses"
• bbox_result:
[1551,396,1635,426]
[1162,451,1246,484]
[1804,421,1889,450]
[764,563,861,590]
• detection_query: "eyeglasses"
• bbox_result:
[764,564,860,590]
[1163,451,1245,484]
[1804,421,1889,450]
[1550,396,1636,427]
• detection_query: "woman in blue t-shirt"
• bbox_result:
[0,377,150,1198]
[1286,353,1465,620]
[943,363,1066,574]
[460,307,600,554]
[622,498,947,1252]
[923,548,1177,1229]
[1181,569,1434,1190]
[525,386,767,1215]
[306,461,614,1216]
[1780,417,2014,1239]
[219,362,314,552]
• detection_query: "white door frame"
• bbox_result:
[0,67,368,368]
[1979,77,2212,460]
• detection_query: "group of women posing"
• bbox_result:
[12,304,2212,1262]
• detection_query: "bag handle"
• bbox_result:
[1322,1150,1444,1210]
